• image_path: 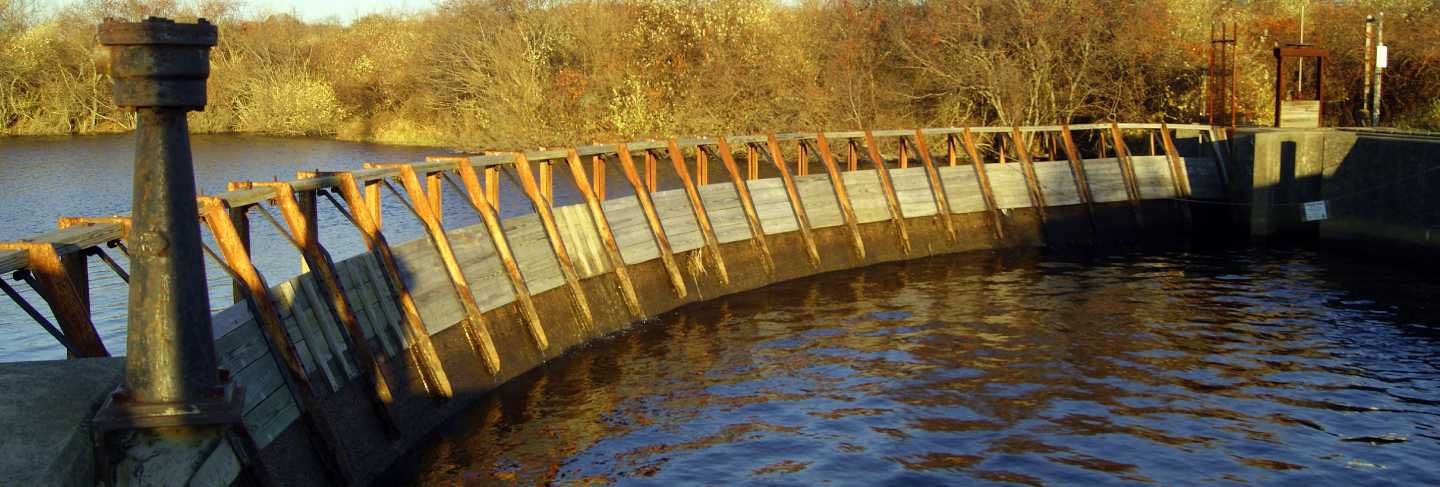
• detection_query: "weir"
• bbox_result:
[2,21,1439,487]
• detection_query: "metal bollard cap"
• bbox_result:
[98,17,217,109]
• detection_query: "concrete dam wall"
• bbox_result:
[1230,127,1440,253]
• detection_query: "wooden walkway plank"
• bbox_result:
[667,140,730,284]
[861,131,912,255]
[513,152,592,335]
[961,128,1005,241]
[764,134,821,267]
[253,182,401,436]
[811,134,866,259]
[331,173,453,401]
[442,157,551,349]
[707,140,775,275]
[370,164,502,374]
[614,144,689,299]
[1109,123,1147,229]
[910,129,958,241]
[564,149,644,319]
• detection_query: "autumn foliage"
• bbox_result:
[1,0,1437,149]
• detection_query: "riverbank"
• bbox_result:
[0,121,468,151]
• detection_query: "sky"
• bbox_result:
[243,0,430,21]
[36,0,433,23]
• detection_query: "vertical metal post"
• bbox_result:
[1363,16,1374,125]
[1372,13,1384,127]
[99,17,220,404]
[1207,23,1215,125]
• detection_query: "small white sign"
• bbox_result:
[1302,200,1329,222]
[1377,44,1389,68]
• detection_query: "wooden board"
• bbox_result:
[985,163,1035,210]
[794,173,845,229]
[388,238,465,335]
[838,170,893,224]
[696,183,754,244]
[551,203,611,279]
[1032,160,1082,206]
[601,196,662,265]
[889,167,940,218]
[1082,158,1131,204]
[745,178,800,235]
[1130,155,1179,199]
[650,189,705,254]
[936,166,989,214]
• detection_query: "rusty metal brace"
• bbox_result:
[2,272,78,356]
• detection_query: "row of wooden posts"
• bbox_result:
[0,122,1218,481]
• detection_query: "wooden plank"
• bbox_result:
[369,164,502,373]
[1109,123,1146,229]
[643,150,658,193]
[215,317,268,379]
[591,156,606,200]
[706,140,774,274]
[331,173,453,400]
[615,144,689,298]
[1009,127,1049,224]
[256,181,402,434]
[539,160,554,206]
[0,250,24,276]
[797,142,810,176]
[695,149,709,186]
[444,157,551,349]
[425,172,444,224]
[357,252,405,351]
[745,144,759,180]
[962,128,1005,240]
[667,140,730,284]
[289,275,343,392]
[811,135,866,259]
[764,134,822,267]
[910,130,957,241]
[936,165,988,214]
[0,243,108,357]
[862,131,912,254]
[565,149,643,319]
[484,167,501,213]
[335,258,394,358]
[1159,123,1195,227]
[514,152,591,335]
[198,196,354,485]
[1059,125,1098,232]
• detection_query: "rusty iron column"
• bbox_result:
[91,17,264,487]
[100,16,222,404]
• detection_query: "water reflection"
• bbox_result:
[385,247,1440,485]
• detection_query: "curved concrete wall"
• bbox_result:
[200,149,1226,484]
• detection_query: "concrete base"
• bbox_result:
[0,358,123,486]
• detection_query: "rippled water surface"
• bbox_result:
[385,247,1440,485]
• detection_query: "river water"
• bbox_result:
[0,134,467,361]
[383,247,1440,485]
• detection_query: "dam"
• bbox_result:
[2,18,1439,487]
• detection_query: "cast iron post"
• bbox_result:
[98,17,220,404]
